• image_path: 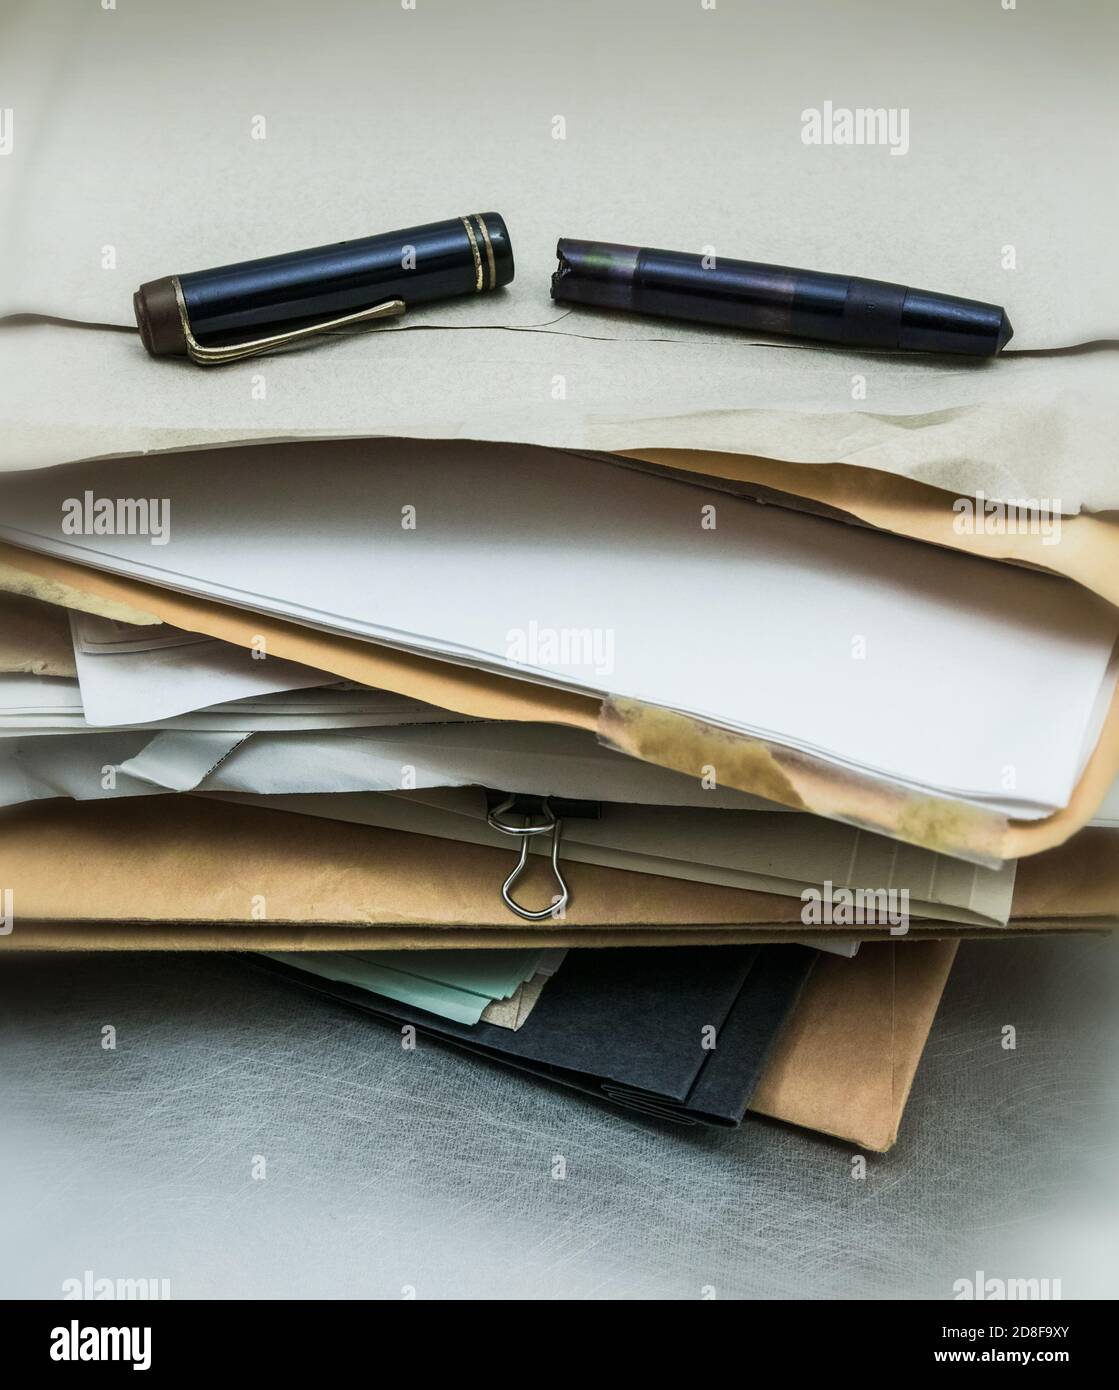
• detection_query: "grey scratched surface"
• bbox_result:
[1,937,1117,1301]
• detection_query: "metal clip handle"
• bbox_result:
[172,277,406,365]
[486,796,570,922]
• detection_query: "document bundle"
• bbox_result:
[1,0,1116,1155]
[1,432,1116,1149]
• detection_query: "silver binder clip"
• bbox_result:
[486,795,570,923]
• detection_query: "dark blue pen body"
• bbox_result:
[632,247,851,341]
[179,214,510,341]
[551,240,1012,355]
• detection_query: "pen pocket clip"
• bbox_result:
[485,793,601,923]
[171,277,406,365]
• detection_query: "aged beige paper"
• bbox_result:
[0,592,75,676]
[2,0,1116,504]
[2,325,1115,511]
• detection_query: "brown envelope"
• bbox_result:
[0,794,844,933]
[749,939,958,1152]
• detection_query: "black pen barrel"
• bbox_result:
[551,240,1012,356]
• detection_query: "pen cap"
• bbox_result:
[134,213,514,358]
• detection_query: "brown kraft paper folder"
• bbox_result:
[749,940,959,1153]
[0,797,1115,945]
[0,534,1117,865]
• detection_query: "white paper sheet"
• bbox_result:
[0,723,781,811]
[0,439,1114,816]
[69,611,337,725]
[0,671,470,734]
[117,732,248,794]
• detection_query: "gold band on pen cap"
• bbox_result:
[464,213,499,291]
[461,216,484,292]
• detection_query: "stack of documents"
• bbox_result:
[1,437,1117,1145]
[2,0,1116,1151]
